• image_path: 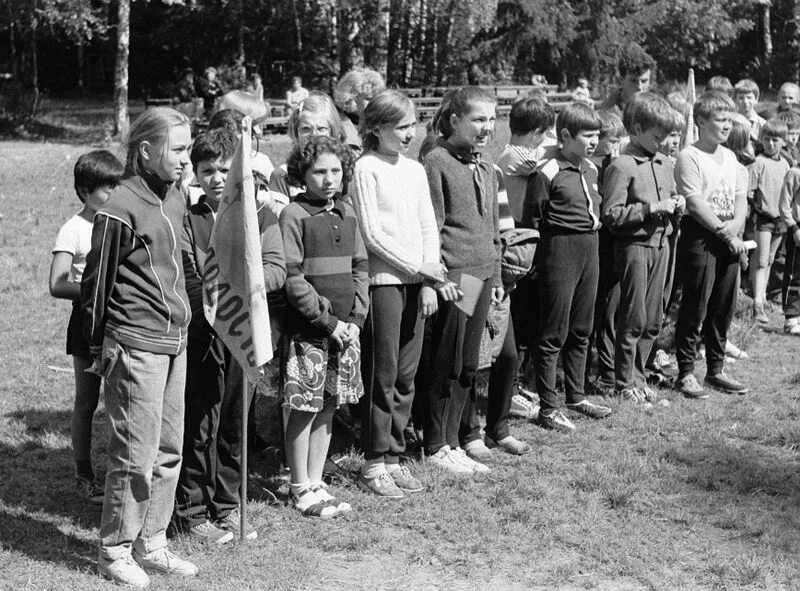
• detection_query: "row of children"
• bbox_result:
[49,71,800,587]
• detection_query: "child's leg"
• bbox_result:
[484,312,517,442]
[284,409,316,485]
[614,245,649,392]
[72,354,101,478]
[307,400,336,484]
[284,407,337,516]
[751,228,773,309]
[784,231,800,320]
[592,229,618,388]
[702,251,741,377]
[634,245,670,387]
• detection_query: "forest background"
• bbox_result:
[0,0,798,129]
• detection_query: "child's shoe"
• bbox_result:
[76,475,104,505]
[565,399,613,418]
[189,519,234,545]
[705,372,748,395]
[463,439,493,462]
[357,471,404,499]
[216,508,258,540]
[426,445,473,475]
[616,388,645,403]
[676,374,708,399]
[785,317,800,335]
[485,435,532,455]
[291,485,339,518]
[509,393,537,418]
[386,464,424,493]
[132,546,198,577]
[752,305,770,325]
[536,410,576,432]
[451,447,490,474]
[725,340,749,359]
[311,482,353,512]
[98,552,150,588]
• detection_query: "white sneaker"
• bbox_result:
[133,547,198,577]
[451,447,490,474]
[98,553,150,588]
[427,445,473,475]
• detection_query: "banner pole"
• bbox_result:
[240,373,248,542]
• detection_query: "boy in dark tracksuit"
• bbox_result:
[602,95,685,402]
[522,103,613,432]
[175,129,285,542]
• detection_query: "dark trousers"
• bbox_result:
[510,274,539,356]
[361,284,424,461]
[614,242,670,389]
[422,278,492,455]
[535,232,599,414]
[175,347,252,527]
[783,231,800,318]
[675,219,740,378]
[590,228,618,386]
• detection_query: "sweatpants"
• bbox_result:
[590,227,618,386]
[783,231,800,318]
[535,232,599,415]
[613,242,670,390]
[421,278,492,455]
[360,283,424,461]
[675,218,740,378]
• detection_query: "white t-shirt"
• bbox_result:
[52,213,93,283]
[676,144,743,222]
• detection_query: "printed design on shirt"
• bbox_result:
[708,179,735,220]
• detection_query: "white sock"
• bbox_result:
[385,462,401,475]
[362,458,386,479]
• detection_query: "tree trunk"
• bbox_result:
[236,0,245,64]
[30,17,39,118]
[77,39,86,98]
[762,2,773,87]
[291,0,303,52]
[113,0,130,138]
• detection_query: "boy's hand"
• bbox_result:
[419,285,438,317]
[331,321,349,348]
[651,200,676,216]
[727,236,748,255]
[492,286,505,304]
[673,195,686,215]
[437,281,463,302]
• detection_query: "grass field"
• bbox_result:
[1,106,800,590]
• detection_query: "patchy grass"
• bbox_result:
[2,135,800,590]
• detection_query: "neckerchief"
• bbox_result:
[438,137,492,215]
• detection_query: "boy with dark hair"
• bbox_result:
[49,150,124,504]
[749,119,790,323]
[522,103,613,431]
[175,128,286,542]
[734,78,766,147]
[602,95,685,401]
[674,91,749,397]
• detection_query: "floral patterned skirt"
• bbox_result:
[281,333,364,412]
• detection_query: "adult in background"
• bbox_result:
[334,67,386,154]
[197,67,223,116]
[174,68,197,104]
[286,76,309,110]
[600,44,656,118]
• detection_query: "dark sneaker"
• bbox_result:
[566,399,612,419]
[357,471,404,499]
[217,508,257,540]
[676,374,708,399]
[191,519,234,545]
[485,435,532,455]
[387,465,424,493]
[705,372,748,395]
[536,410,576,432]
[76,475,104,505]
[463,439,493,462]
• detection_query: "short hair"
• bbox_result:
[556,102,603,139]
[779,82,800,98]
[214,90,267,121]
[73,150,124,202]
[509,97,555,136]
[669,109,686,133]
[359,90,415,152]
[761,118,788,141]
[526,88,548,102]
[287,91,345,144]
[665,91,691,120]
[433,86,496,139]
[208,109,245,134]
[123,107,190,177]
[694,91,736,125]
[618,44,656,79]
[623,94,675,134]
[734,78,760,100]
[621,92,655,132]
[776,109,800,131]
[190,128,238,169]
[706,76,733,96]
[286,135,354,189]
[597,110,624,140]
[334,67,386,110]
[725,114,754,165]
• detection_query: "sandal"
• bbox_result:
[311,483,352,514]
[292,487,338,519]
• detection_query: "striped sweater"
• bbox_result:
[279,193,369,337]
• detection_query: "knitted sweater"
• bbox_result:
[351,151,440,285]
[422,138,501,286]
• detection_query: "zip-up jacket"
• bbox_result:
[602,143,677,246]
[81,174,191,355]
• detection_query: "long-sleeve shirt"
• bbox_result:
[748,153,790,220]
[81,173,190,355]
[779,168,800,231]
[602,143,676,246]
[351,151,440,285]
[182,196,286,359]
[422,138,501,286]
[522,150,602,233]
[279,194,369,337]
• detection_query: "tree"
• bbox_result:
[113,0,129,137]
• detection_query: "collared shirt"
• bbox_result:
[602,143,676,245]
[521,149,602,233]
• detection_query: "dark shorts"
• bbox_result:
[66,301,90,358]
[754,211,786,233]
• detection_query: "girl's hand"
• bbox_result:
[437,281,463,302]
[419,285,438,318]
[492,286,505,304]
[345,323,360,343]
[331,321,349,348]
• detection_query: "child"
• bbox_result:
[81,107,196,587]
[174,128,285,542]
[779,163,800,335]
[674,92,749,398]
[706,76,734,97]
[749,119,791,323]
[734,78,766,147]
[522,103,613,431]
[658,109,685,162]
[279,135,368,517]
[777,82,800,113]
[351,90,443,497]
[49,150,123,504]
[776,109,800,166]
[602,95,685,402]
[418,87,502,473]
